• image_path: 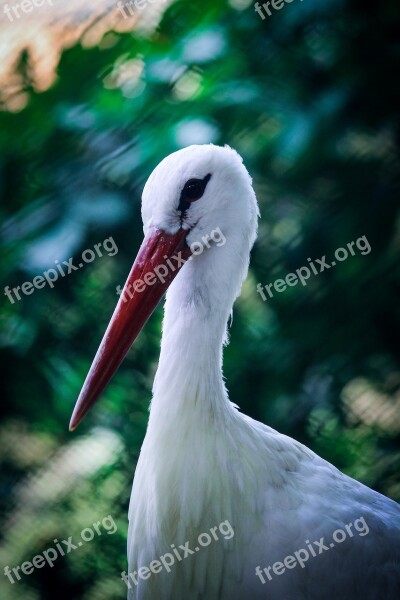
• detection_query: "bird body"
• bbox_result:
[70,144,400,600]
[128,403,400,600]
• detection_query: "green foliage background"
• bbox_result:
[0,0,399,598]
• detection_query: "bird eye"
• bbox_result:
[184,180,205,200]
[178,173,212,213]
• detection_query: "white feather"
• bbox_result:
[127,144,400,600]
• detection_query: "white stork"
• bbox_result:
[70,144,400,600]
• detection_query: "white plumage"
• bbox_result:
[126,145,400,599]
[72,144,400,599]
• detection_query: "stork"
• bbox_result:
[69,144,400,600]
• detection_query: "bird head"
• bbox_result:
[142,144,257,243]
[69,144,258,431]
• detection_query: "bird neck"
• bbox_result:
[148,246,240,430]
[150,302,231,427]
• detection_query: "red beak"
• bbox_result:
[69,227,191,431]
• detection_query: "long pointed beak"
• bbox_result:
[69,226,191,431]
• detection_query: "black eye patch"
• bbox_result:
[178,173,212,213]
